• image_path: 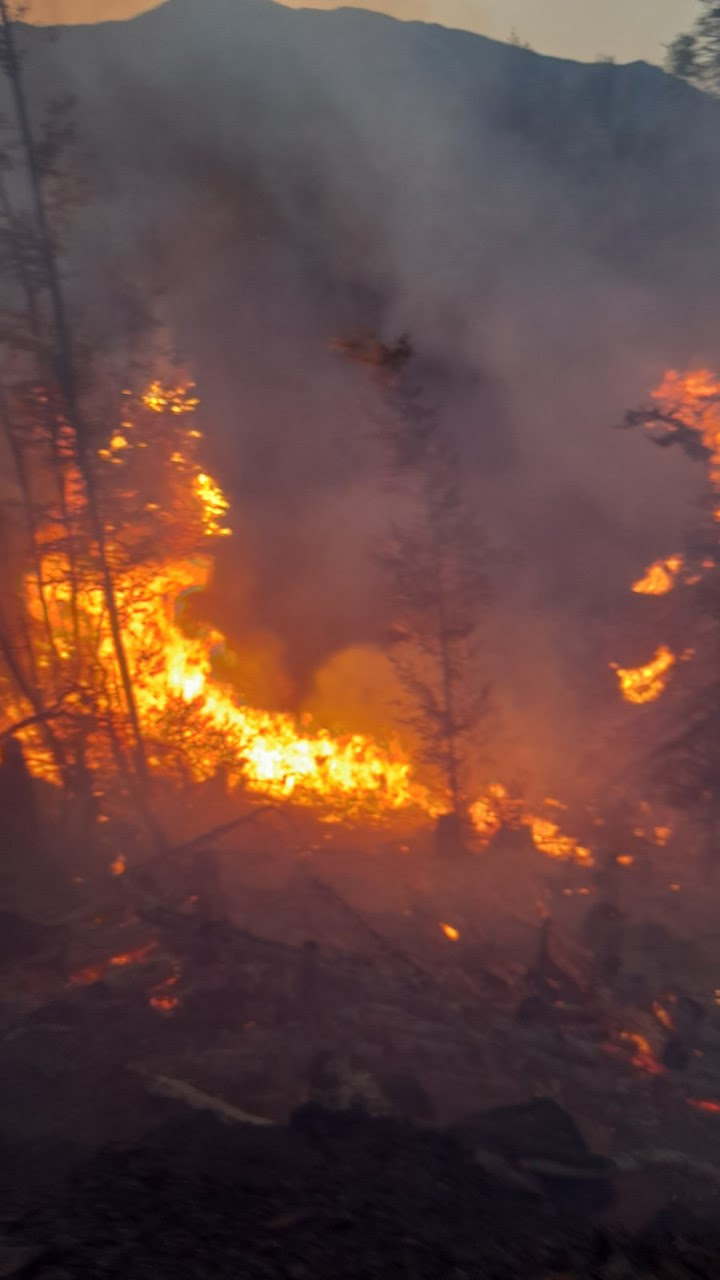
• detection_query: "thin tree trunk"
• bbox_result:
[436,593,461,815]
[0,384,63,686]
[0,607,68,777]
[427,475,461,816]
[0,0,149,789]
[0,167,83,663]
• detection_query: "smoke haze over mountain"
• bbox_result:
[27,0,698,66]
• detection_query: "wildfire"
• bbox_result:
[632,555,683,596]
[614,369,720,711]
[1,378,633,858]
[611,645,676,704]
[9,381,443,822]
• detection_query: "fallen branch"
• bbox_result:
[132,1067,275,1127]
[168,804,281,856]
[614,1149,720,1184]
[120,804,281,898]
[137,902,302,958]
[0,686,79,742]
[307,875,432,983]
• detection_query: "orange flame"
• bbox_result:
[439,922,460,941]
[613,369,720,710]
[611,645,676,704]
[528,816,592,864]
[632,555,683,596]
[468,785,593,864]
[468,783,509,843]
[651,369,720,512]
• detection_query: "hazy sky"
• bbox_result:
[27,0,699,65]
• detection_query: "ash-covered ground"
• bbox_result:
[1,797,720,1278]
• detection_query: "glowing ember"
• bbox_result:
[110,853,127,877]
[69,964,106,987]
[149,972,181,1014]
[149,994,181,1013]
[439,922,460,941]
[616,855,634,867]
[687,1098,720,1114]
[652,999,676,1032]
[611,646,676,704]
[619,1030,666,1076]
[632,555,684,596]
[109,942,158,968]
[68,941,158,987]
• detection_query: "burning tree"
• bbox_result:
[334,334,493,848]
[621,369,720,863]
[0,0,156,814]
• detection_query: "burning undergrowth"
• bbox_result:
[0,368,616,865]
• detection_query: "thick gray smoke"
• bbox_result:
[7,0,720,798]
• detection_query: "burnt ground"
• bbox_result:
[4,1098,720,1279]
[2,813,720,1277]
[7,1105,720,1280]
